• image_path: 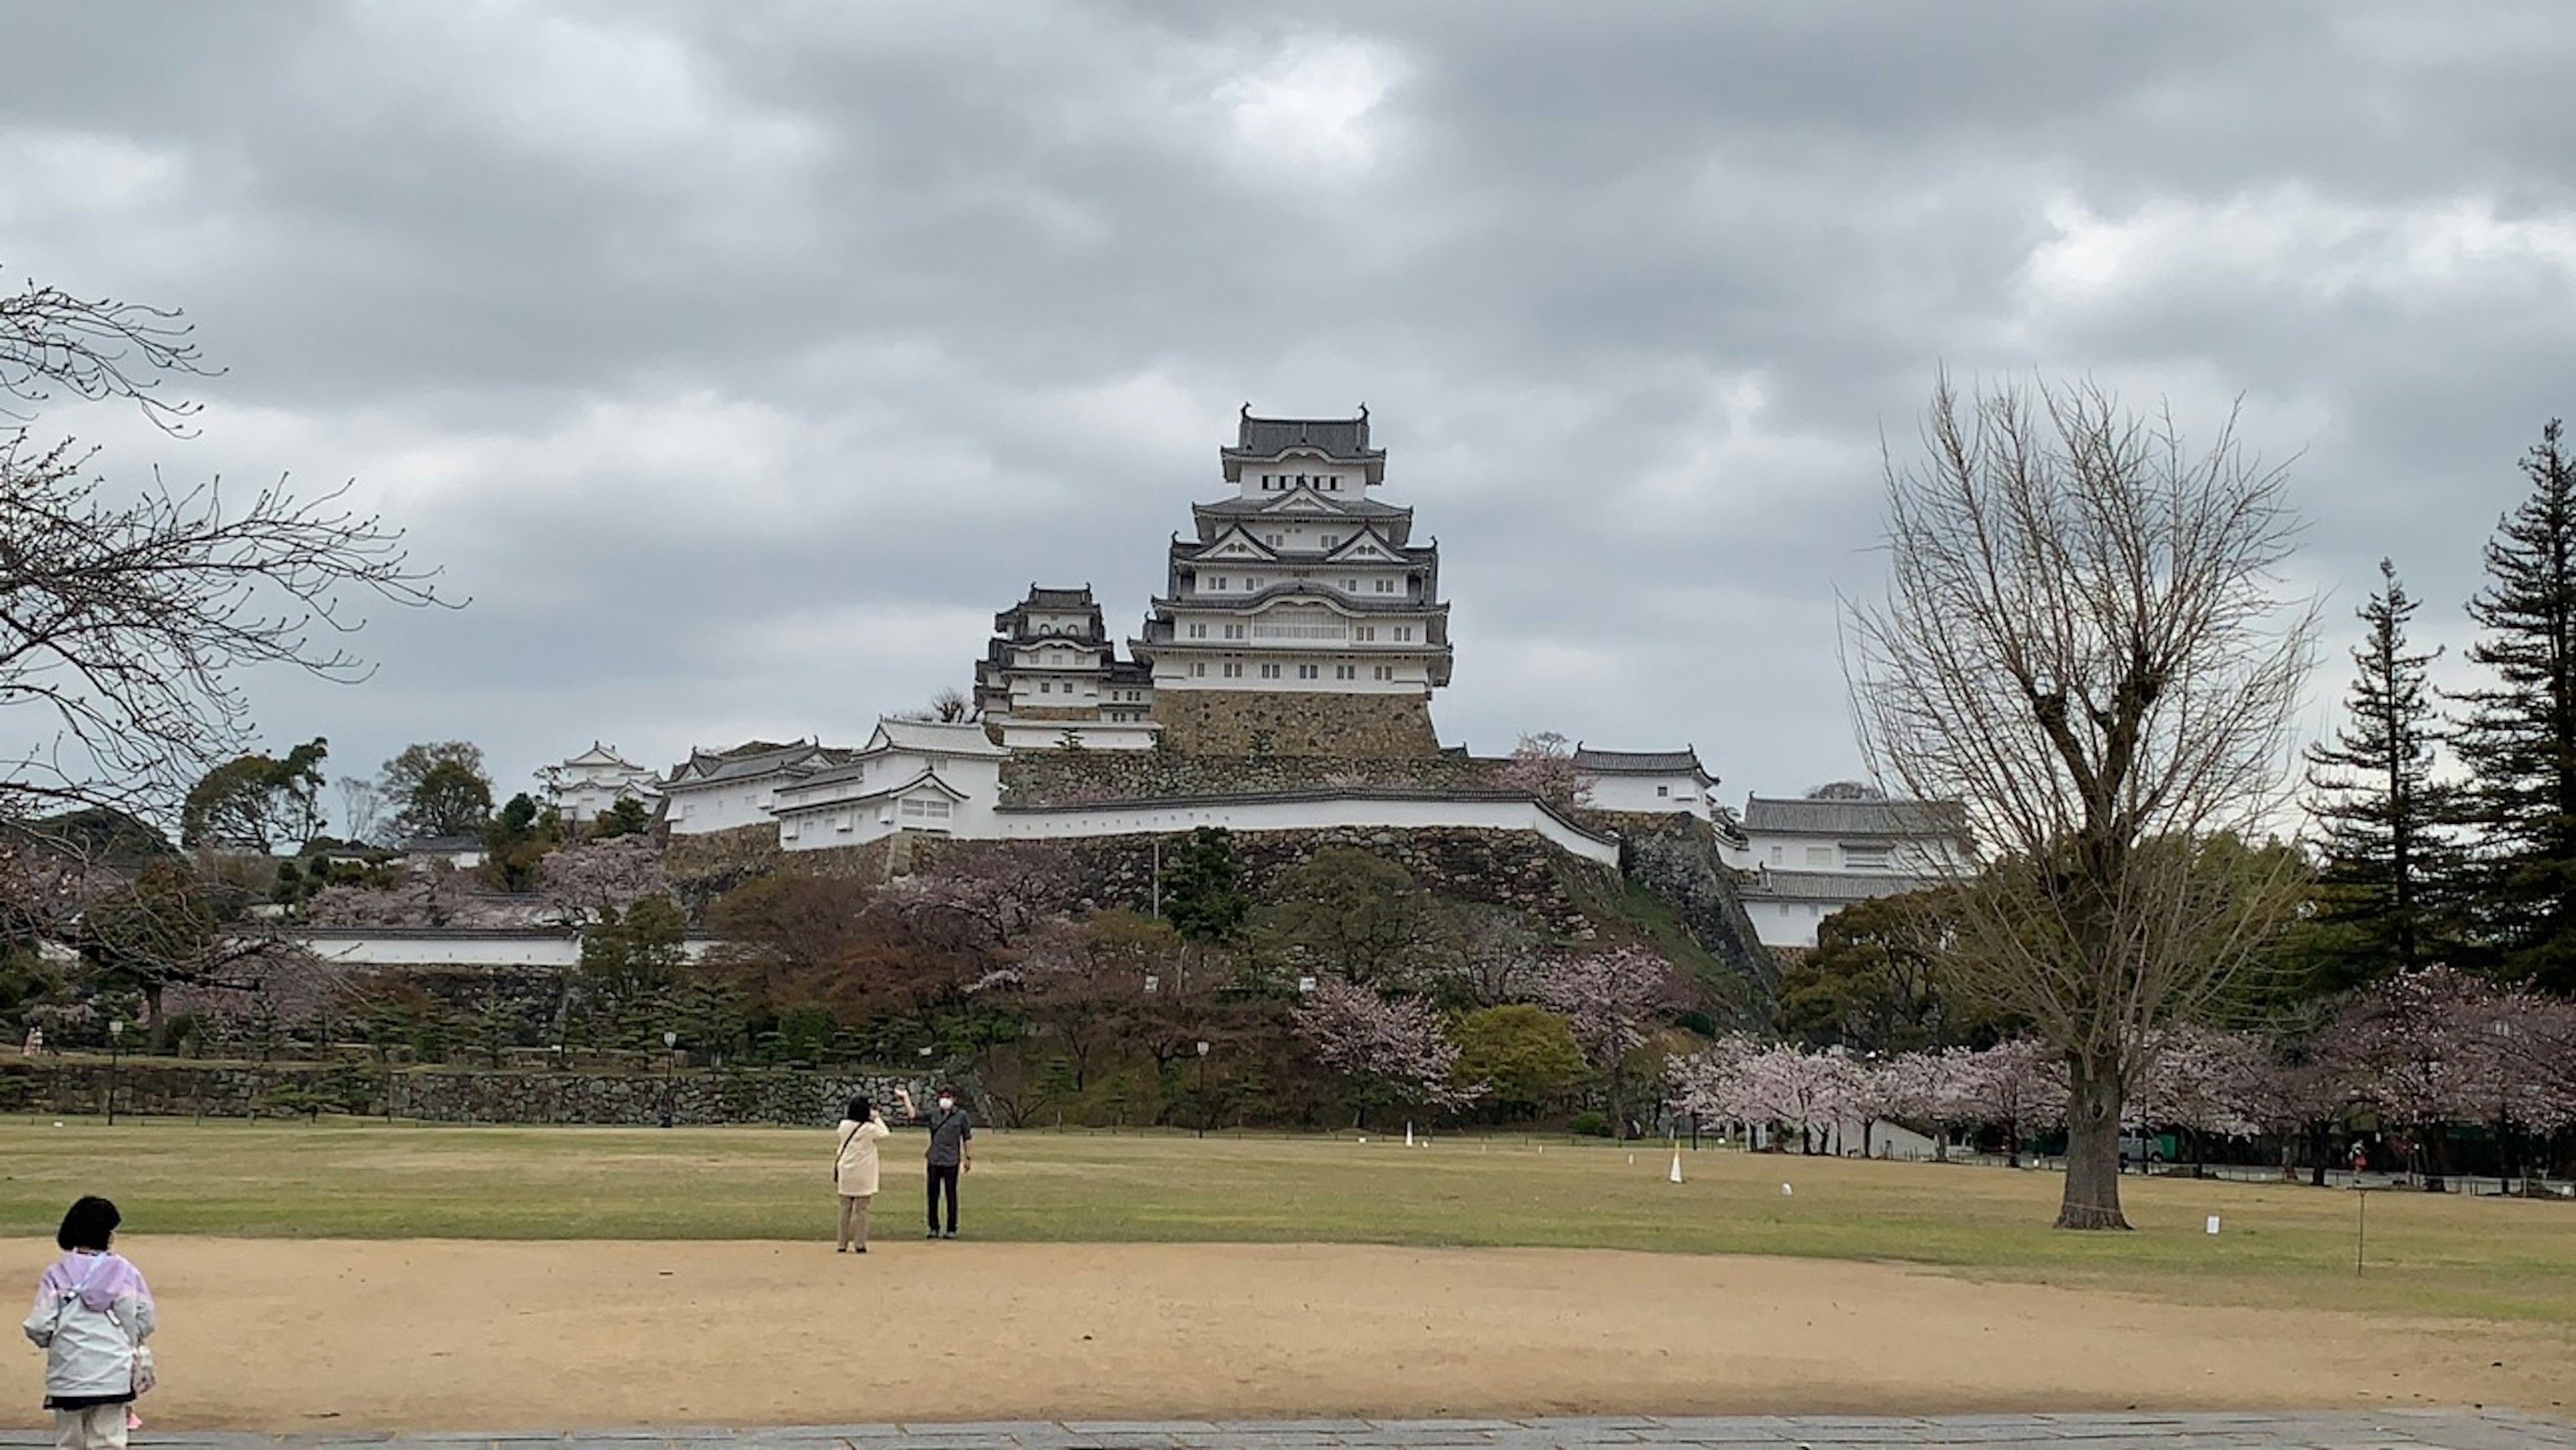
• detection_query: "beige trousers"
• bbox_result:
[54,1404,129,1450]
[837,1192,873,1248]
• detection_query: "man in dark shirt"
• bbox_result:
[895,1086,973,1238]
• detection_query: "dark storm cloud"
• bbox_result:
[4,1,2571,813]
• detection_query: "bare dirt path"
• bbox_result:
[14,1239,2569,1431]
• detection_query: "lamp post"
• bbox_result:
[660,1031,679,1129]
[106,1021,124,1127]
[1194,1039,1211,1139]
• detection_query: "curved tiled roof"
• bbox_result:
[1194,495,1409,521]
[1742,795,1969,837]
[1220,411,1382,462]
[1572,746,1709,777]
[1738,869,1936,902]
[1147,581,1449,615]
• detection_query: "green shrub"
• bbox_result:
[1568,1110,1613,1137]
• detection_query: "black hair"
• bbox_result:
[847,1096,873,1123]
[58,1196,119,1253]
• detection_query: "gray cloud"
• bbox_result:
[5,1,2573,814]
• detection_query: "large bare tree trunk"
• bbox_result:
[2059,1051,2131,1229]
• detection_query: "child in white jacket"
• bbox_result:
[22,1197,154,1450]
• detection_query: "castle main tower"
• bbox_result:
[1130,407,1452,756]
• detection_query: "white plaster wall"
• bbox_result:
[296,932,714,968]
[995,721,1159,752]
[1582,774,1712,820]
[1741,831,1967,875]
[663,778,792,835]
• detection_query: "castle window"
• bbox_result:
[1298,664,1319,680]
[1374,578,1394,592]
[1396,626,1413,641]
[1374,666,1394,680]
[1657,785,1671,798]
[1344,578,1358,591]
[1267,533,1283,547]
[1192,663,1206,677]
[1188,623,1208,639]
[1224,662,1244,678]
[1336,664,1356,680]
[1224,623,1246,640]
[1355,625,1376,641]
[1260,663,1282,679]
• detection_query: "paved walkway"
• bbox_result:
[9,1412,2568,1449]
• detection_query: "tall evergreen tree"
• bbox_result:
[2451,419,2576,992]
[2303,560,2458,988]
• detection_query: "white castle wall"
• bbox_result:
[297,931,716,969]
[993,793,1621,867]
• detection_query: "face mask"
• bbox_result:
[937,1098,954,1110]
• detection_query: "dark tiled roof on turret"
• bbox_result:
[1572,747,1710,778]
[1221,409,1383,462]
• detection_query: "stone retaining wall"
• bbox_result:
[1003,749,1505,807]
[2,1059,928,1127]
[1148,692,1442,758]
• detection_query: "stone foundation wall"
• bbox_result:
[1604,814,1780,1009]
[924,827,1613,940]
[1004,749,1503,807]
[1149,690,1442,758]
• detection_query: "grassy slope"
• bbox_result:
[3,1120,2570,1327]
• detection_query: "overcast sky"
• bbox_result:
[6,2,2573,824]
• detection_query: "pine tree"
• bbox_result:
[2451,419,2576,992]
[2303,560,2458,989]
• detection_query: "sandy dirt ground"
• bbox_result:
[8,1239,2569,1431]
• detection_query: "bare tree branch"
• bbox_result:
[1844,372,2317,1229]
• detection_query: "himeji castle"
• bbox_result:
[980,407,1454,757]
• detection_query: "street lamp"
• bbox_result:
[1195,1039,1212,1139]
[106,1021,124,1127]
[659,1031,679,1129]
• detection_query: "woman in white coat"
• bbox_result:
[833,1096,892,1253]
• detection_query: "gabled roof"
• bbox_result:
[1221,409,1383,464]
[1194,493,1410,521]
[560,743,637,768]
[867,717,1011,759]
[1187,525,1279,562]
[1322,529,1411,564]
[995,584,1106,640]
[776,765,973,811]
[1573,746,1713,784]
[1741,795,1970,838]
[664,741,843,788]
[1738,869,1935,903]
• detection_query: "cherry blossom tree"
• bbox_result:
[1493,731,1591,810]
[2134,1025,2268,1172]
[1537,944,1681,1138]
[539,835,670,927]
[1960,1039,2067,1169]
[1291,975,1479,1127]
[1879,1046,1982,1161]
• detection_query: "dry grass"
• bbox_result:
[3,1119,2570,1325]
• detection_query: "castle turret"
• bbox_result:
[977,584,1159,750]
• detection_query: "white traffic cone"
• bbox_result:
[1669,1152,1684,1184]
[1405,1123,1416,1148]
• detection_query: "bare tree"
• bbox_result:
[1845,374,2314,1229]
[2,270,453,825]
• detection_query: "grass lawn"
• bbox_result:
[3,1117,2570,1327]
